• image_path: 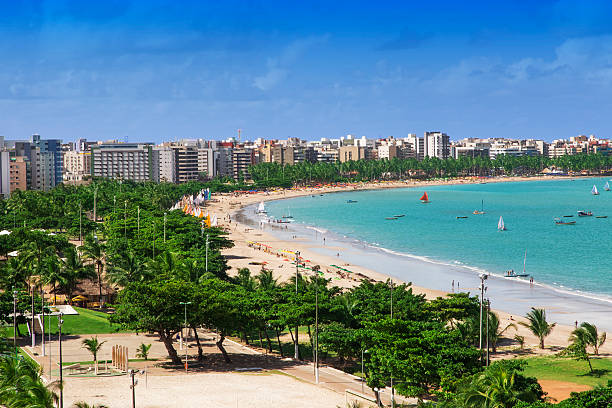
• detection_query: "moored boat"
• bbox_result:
[347,200,358,203]
[385,217,398,220]
[577,210,593,217]
[420,192,430,203]
[257,201,267,214]
[555,217,576,225]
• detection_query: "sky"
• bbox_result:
[2,0,612,143]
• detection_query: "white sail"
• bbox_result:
[211,215,218,227]
[592,185,599,195]
[498,216,505,231]
[605,182,610,191]
[257,202,266,213]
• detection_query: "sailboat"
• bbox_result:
[592,185,599,195]
[473,200,485,215]
[282,207,293,219]
[257,201,266,214]
[497,216,506,231]
[505,250,529,277]
[605,182,610,191]
[420,192,430,203]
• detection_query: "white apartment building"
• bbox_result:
[91,143,153,181]
[424,132,450,159]
[152,146,176,183]
[63,150,91,182]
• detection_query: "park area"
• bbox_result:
[13,304,610,407]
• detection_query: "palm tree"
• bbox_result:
[80,234,106,308]
[136,343,152,360]
[457,364,541,408]
[236,268,256,291]
[488,312,517,353]
[106,251,147,287]
[81,336,106,363]
[519,308,556,349]
[256,268,277,291]
[41,256,65,305]
[71,402,109,408]
[0,355,59,408]
[570,322,607,355]
[61,246,96,304]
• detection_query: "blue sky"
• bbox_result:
[2,0,612,142]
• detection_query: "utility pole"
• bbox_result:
[58,312,64,408]
[180,302,191,371]
[479,274,488,360]
[390,279,394,408]
[93,187,97,225]
[294,251,300,360]
[137,206,140,237]
[124,201,128,239]
[486,298,490,366]
[113,195,116,214]
[315,271,319,384]
[31,279,35,348]
[205,234,209,273]
[40,289,45,356]
[13,289,17,352]
[163,212,167,243]
[79,202,82,245]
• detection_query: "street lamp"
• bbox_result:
[41,289,45,356]
[205,234,209,274]
[361,349,369,393]
[58,312,64,408]
[179,301,191,371]
[479,274,488,355]
[486,298,491,366]
[294,251,300,360]
[13,289,17,352]
[79,202,83,245]
[124,201,128,239]
[163,212,167,243]
[129,369,145,408]
[312,267,319,384]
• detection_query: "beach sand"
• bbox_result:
[203,177,612,358]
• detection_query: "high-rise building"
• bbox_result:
[91,143,153,181]
[406,134,424,160]
[424,132,450,159]
[152,146,176,183]
[31,134,63,186]
[0,151,11,197]
[9,156,27,193]
[338,146,370,162]
[197,148,216,180]
[232,148,255,180]
[63,151,91,183]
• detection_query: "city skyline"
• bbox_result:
[2,1,612,142]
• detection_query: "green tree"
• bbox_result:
[80,234,106,307]
[136,343,152,360]
[570,322,606,355]
[519,308,556,349]
[81,336,106,362]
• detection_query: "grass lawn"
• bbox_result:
[524,356,612,388]
[0,307,129,338]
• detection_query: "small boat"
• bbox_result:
[596,215,608,219]
[592,185,599,195]
[504,269,529,278]
[554,218,576,225]
[563,215,574,217]
[394,214,405,218]
[257,202,267,214]
[385,217,398,220]
[577,210,593,217]
[347,200,358,203]
[282,207,293,219]
[456,216,468,219]
[420,192,430,203]
[473,200,486,215]
[605,182,610,191]
[498,216,506,231]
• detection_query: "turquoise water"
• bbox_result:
[266,178,612,300]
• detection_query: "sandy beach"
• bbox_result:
[205,176,612,357]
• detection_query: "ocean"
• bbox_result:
[257,177,612,329]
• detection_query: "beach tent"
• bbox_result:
[0,230,11,236]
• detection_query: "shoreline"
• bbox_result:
[207,176,612,355]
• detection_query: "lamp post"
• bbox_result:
[31,279,35,348]
[294,251,300,360]
[479,274,488,356]
[137,206,140,237]
[205,234,209,274]
[13,289,17,352]
[389,279,395,408]
[163,212,167,243]
[124,201,128,239]
[313,267,319,384]
[129,369,145,408]
[58,312,64,408]
[361,349,369,393]
[41,289,45,356]
[486,298,490,366]
[79,202,82,245]
[179,301,191,371]
[113,195,116,214]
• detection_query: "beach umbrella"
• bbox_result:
[72,295,88,302]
